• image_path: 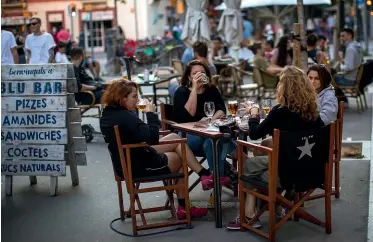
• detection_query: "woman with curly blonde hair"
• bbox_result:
[226,66,324,230]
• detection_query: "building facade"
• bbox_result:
[1,0,184,52]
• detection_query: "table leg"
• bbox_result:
[212,138,222,228]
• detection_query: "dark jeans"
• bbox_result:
[334,75,355,103]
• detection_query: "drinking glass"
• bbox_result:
[228,100,238,117]
[261,99,272,116]
[204,102,215,124]
[136,99,146,112]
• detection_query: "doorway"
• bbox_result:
[83,20,112,52]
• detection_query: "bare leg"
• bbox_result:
[152,133,204,173]
[163,152,185,199]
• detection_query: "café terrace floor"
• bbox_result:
[2,93,372,242]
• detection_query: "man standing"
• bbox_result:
[1,29,19,64]
[25,17,56,64]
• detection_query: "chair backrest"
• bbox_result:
[275,123,335,192]
[211,75,220,86]
[114,125,131,190]
[160,103,175,131]
[252,65,263,86]
[356,64,364,84]
[334,101,344,161]
[172,59,183,74]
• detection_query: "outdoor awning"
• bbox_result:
[215,0,331,10]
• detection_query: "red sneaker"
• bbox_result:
[200,174,213,191]
[177,205,208,219]
[201,174,231,190]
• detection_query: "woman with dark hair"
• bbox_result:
[173,60,236,186]
[271,36,292,67]
[307,64,338,125]
[100,80,213,219]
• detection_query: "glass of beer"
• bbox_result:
[228,100,238,117]
[261,99,271,116]
[136,99,146,112]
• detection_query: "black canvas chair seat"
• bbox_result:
[133,173,184,183]
[240,175,268,188]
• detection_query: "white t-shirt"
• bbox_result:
[55,52,70,63]
[1,30,17,65]
[25,33,56,64]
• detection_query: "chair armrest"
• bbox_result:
[121,142,149,149]
[158,138,187,145]
[236,68,253,77]
[237,140,273,153]
[78,91,96,106]
[163,119,176,125]
[159,130,171,136]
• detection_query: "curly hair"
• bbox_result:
[101,79,137,106]
[179,60,212,87]
[276,66,319,121]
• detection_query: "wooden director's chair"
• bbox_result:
[113,126,191,235]
[237,123,335,242]
[307,101,344,201]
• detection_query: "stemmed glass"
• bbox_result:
[204,102,215,124]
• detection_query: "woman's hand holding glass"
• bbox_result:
[192,72,207,89]
[140,99,156,113]
[241,100,259,115]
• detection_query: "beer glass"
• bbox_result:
[136,99,146,112]
[228,100,238,117]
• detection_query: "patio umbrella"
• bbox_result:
[217,0,243,47]
[181,0,210,47]
[215,0,331,10]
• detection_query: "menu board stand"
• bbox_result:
[1,64,87,196]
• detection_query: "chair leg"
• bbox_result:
[117,181,126,220]
[359,95,365,112]
[356,97,361,113]
[129,191,138,235]
[334,161,340,199]
[188,178,201,192]
[239,188,246,232]
[363,92,368,110]
[135,194,147,225]
[268,198,276,242]
[293,192,300,222]
[325,188,332,234]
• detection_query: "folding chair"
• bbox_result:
[160,103,206,192]
[335,64,366,112]
[113,125,191,235]
[237,123,335,242]
[308,101,344,200]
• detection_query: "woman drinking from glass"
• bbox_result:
[307,64,338,125]
[173,60,236,188]
[100,79,213,219]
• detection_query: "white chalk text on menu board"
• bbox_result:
[1,65,69,176]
